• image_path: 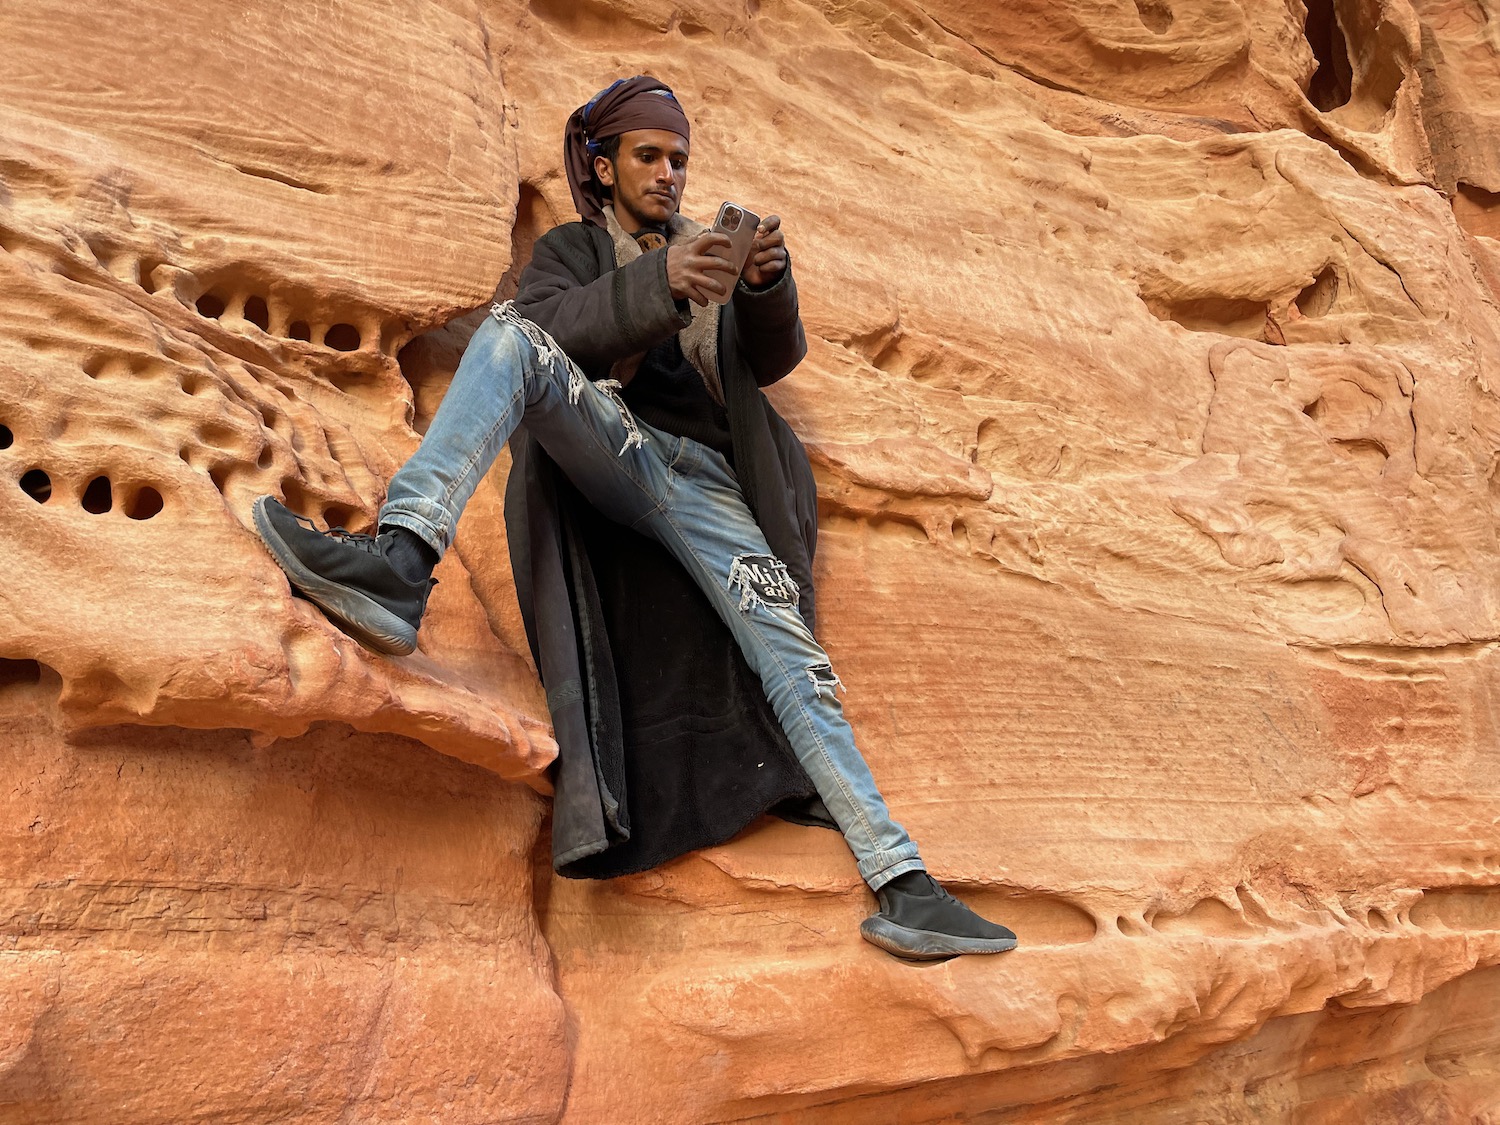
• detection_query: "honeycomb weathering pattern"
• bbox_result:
[2,0,1500,1121]
[0,0,552,776]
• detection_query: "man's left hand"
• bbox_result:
[740,214,788,289]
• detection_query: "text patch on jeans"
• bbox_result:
[728,553,801,612]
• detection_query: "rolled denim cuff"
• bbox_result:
[378,501,451,556]
[860,846,925,891]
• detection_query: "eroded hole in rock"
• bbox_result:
[1153,896,1256,937]
[1454,183,1500,240]
[492,181,559,304]
[992,891,1098,945]
[1148,296,1270,339]
[137,257,166,291]
[1135,0,1173,34]
[243,295,270,331]
[322,504,351,528]
[19,468,51,503]
[199,421,243,451]
[78,234,108,266]
[325,323,361,352]
[383,319,419,358]
[209,464,232,493]
[1410,888,1500,931]
[396,337,424,387]
[281,477,314,517]
[288,320,312,342]
[196,292,228,319]
[0,656,54,713]
[0,658,42,689]
[124,485,164,520]
[1295,266,1340,318]
[328,369,364,394]
[1333,437,1390,475]
[81,475,113,514]
[1305,0,1353,112]
[1336,18,1407,131]
[0,424,12,450]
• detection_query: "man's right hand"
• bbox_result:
[667,232,737,306]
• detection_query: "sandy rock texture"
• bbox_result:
[3,0,1500,1121]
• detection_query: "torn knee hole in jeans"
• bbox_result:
[489,300,641,453]
[807,662,845,700]
[490,300,566,373]
[592,379,644,455]
[727,552,800,612]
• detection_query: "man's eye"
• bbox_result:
[671,158,686,170]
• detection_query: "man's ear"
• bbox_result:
[593,154,615,188]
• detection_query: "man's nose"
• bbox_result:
[653,159,673,181]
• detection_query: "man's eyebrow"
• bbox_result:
[632,143,689,159]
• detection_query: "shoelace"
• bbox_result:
[930,881,960,906]
[289,509,438,588]
[327,527,382,553]
[290,511,384,554]
[880,874,955,916]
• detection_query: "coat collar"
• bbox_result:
[602,205,724,404]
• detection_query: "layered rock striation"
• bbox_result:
[3,0,1500,1121]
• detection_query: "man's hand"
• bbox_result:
[741,214,787,289]
[667,232,737,306]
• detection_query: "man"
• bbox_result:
[252,76,1016,960]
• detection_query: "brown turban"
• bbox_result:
[564,76,691,229]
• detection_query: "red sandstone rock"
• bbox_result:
[3,0,1500,1122]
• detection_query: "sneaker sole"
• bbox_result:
[252,496,418,657]
[859,916,1019,961]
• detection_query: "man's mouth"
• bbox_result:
[649,191,675,204]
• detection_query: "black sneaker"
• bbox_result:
[252,495,433,656]
[860,872,1018,961]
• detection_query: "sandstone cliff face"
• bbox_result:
[3,1,1500,1122]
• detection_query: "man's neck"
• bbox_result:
[608,202,667,239]
[608,207,670,251]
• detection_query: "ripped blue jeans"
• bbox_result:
[381,304,925,890]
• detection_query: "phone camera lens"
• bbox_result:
[723,207,742,231]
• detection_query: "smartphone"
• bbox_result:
[705,201,761,304]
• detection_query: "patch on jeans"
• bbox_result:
[807,662,845,700]
[727,553,800,612]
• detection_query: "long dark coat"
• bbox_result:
[506,221,831,877]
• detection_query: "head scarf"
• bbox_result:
[564,76,691,229]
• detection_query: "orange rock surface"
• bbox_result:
[3,0,1500,1121]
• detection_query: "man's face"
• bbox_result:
[594,128,689,232]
